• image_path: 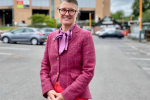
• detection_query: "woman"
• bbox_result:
[40,0,96,100]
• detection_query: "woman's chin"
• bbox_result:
[62,22,72,26]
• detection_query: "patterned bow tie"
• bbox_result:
[54,24,76,55]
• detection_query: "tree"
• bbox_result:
[142,9,150,22]
[132,0,150,17]
[111,10,125,20]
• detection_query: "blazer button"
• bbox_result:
[57,72,59,75]
[57,57,59,60]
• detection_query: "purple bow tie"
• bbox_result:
[54,24,76,55]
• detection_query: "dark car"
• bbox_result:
[99,30,124,39]
[0,28,47,45]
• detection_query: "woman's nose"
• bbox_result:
[65,11,70,15]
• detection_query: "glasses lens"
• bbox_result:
[59,8,76,16]
[60,8,67,15]
[69,9,76,16]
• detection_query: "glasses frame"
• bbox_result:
[58,8,77,16]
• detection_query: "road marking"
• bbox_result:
[130,58,150,61]
[142,68,150,70]
[0,53,12,55]
[128,45,150,56]
[125,52,138,55]
[0,47,30,50]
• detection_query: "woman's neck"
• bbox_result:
[62,23,75,32]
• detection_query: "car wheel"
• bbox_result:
[102,37,105,39]
[39,42,44,45]
[3,37,9,43]
[118,37,122,39]
[31,38,38,45]
[13,42,17,44]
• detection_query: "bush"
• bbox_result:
[29,14,57,28]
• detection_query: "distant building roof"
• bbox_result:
[93,16,121,27]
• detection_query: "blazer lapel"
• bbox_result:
[53,25,81,54]
[53,30,60,55]
[68,24,80,44]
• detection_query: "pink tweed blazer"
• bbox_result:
[40,25,96,100]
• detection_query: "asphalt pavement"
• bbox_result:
[0,36,150,100]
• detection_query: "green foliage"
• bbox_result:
[132,0,150,17]
[111,10,125,20]
[91,20,95,26]
[0,27,15,31]
[28,14,57,28]
[57,23,62,29]
[28,14,45,24]
[142,9,150,22]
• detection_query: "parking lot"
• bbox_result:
[1,36,150,100]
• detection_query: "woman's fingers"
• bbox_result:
[50,94,56,100]
[48,97,51,100]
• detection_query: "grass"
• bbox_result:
[0,26,16,31]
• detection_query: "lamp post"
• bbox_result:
[139,0,142,42]
[89,12,91,28]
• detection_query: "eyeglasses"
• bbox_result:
[58,8,77,16]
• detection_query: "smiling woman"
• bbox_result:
[40,0,96,100]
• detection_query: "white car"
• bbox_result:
[96,28,116,36]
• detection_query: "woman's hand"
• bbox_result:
[54,93,65,100]
[47,90,57,100]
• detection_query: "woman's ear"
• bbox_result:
[76,10,80,17]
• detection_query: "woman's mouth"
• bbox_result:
[64,17,71,21]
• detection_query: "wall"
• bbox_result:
[13,0,32,25]
[103,0,110,17]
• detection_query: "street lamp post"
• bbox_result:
[89,12,91,28]
[139,0,142,42]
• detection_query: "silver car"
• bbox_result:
[41,27,57,37]
[0,28,47,45]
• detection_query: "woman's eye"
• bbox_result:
[61,9,66,12]
[70,9,75,12]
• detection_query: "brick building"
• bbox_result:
[0,0,110,26]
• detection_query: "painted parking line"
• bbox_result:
[130,58,150,61]
[0,47,30,50]
[128,45,150,56]
[125,52,138,55]
[142,68,150,70]
[0,53,12,55]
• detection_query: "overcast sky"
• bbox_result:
[111,0,135,16]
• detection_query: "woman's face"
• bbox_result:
[59,1,78,26]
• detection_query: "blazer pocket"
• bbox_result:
[70,73,80,80]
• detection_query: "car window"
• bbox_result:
[46,29,52,32]
[12,29,24,34]
[24,29,33,32]
[107,30,115,34]
[37,29,45,33]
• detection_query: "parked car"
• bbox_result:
[41,27,57,37]
[82,27,91,31]
[99,30,124,39]
[0,28,47,45]
[0,30,4,37]
[96,28,116,36]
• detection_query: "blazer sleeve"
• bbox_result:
[61,31,96,100]
[40,34,54,98]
